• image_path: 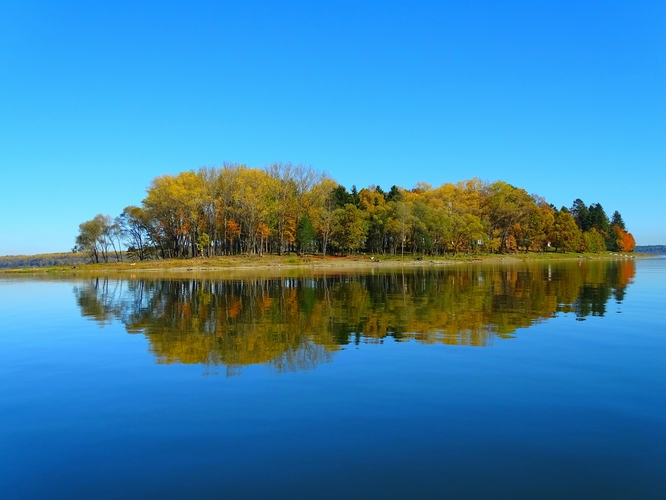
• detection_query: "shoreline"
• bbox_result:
[0,252,645,276]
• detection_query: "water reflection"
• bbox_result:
[74,260,635,374]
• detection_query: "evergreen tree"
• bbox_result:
[332,185,354,208]
[588,203,609,233]
[570,198,590,231]
[611,210,625,230]
[296,215,317,254]
[385,185,403,203]
[350,185,360,207]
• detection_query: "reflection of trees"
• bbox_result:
[571,260,635,319]
[76,277,337,375]
[73,259,636,373]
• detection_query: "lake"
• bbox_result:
[1,258,665,499]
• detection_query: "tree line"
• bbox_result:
[634,245,666,254]
[74,163,636,262]
[0,252,90,269]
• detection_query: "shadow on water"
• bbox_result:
[73,260,635,375]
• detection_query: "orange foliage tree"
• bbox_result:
[614,226,636,252]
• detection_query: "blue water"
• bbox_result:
[1,259,665,499]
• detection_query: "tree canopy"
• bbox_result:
[74,163,637,261]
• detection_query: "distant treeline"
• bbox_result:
[635,245,666,254]
[0,252,89,269]
[74,163,637,262]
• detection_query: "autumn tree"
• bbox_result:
[266,163,296,254]
[118,206,150,260]
[484,181,535,253]
[196,233,211,257]
[552,209,583,252]
[310,178,338,257]
[332,204,367,255]
[142,172,203,258]
[74,218,104,263]
[450,213,485,255]
[614,226,636,252]
[234,168,271,254]
[520,199,554,252]
[214,163,242,255]
[74,214,119,263]
[583,228,606,253]
[81,162,637,261]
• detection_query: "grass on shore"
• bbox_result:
[0,251,641,275]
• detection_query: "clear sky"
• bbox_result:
[1,1,664,255]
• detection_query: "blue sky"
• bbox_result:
[1,1,664,255]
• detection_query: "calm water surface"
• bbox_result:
[1,259,665,498]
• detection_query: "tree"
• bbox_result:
[614,226,636,252]
[108,218,123,262]
[74,218,103,263]
[428,208,452,256]
[290,164,321,254]
[552,210,583,252]
[234,168,271,254]
[359,186,387,254]
[484,181,535,253]
[410,200,434,255]
[611,211,625,230]
[118,206,150,261]
[331,185,354,208]
[332,204,367,255]
[296,215,317,254]
[450,213,485,255]
[142,171,205,258]
[350,185,360,207]
[394,201,413,258]
[588,203,609,233]
[257,222,270,255]
[310,178,337,257]
[583,228,606,253]
[570,199,590,231]
[226,219,241,254]
[196,233,210,257]
[74,214,117,263]
[521,200,554,252]
[266,163,296,255]
[213,163,243,255]
[385,185,403,203]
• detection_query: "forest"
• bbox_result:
[74,163,636,263]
